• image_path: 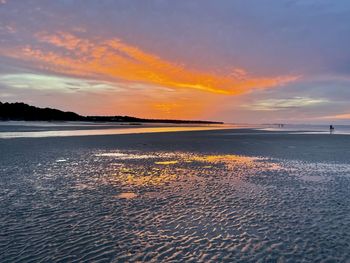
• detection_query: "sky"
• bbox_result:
[1,0,350,123]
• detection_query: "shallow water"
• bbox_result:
[1,146,349,262]
[0,126,234,139]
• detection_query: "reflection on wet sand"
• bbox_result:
[117,192,138,199]
[113,168,177,187]
[192,154,261,163]
[95,151,282,188]
[95,153,155,159]
[155,161,179,165]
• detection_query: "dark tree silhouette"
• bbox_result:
[0,102,223,124]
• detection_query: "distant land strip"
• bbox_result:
[0,102,223,124]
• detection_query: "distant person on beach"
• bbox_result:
[330,125,335,133]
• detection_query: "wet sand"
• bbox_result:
[0,129,349,262]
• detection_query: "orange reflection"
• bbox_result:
[0,125,231,139]
[116,192,138,199]
[112,168,177,187]
[190,154,282,171]
[192,154,261,163]
[98,152,282,188]
[155,161,178,165]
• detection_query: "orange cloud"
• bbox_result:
[36,31,92,53]
[320,113,350,120]
[3,31,299,95]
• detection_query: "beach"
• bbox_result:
[0,125,349,262]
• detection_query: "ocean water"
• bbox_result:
[259,124,350,135]
[1,138,350,262]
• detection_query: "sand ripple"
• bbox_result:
[0,150,349,262]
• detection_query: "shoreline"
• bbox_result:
[1,125,349,139]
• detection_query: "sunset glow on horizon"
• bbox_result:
[1,0,350,123]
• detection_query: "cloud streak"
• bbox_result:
[2,31,298,95]
[243,97,328,111]
[319,113,350,120]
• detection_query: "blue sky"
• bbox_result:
[1,0,350,123]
